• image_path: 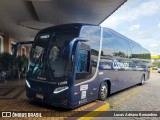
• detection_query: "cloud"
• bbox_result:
[149,44,159,55]
[129,24,140,30]
[101,0,160,28]
[119,30,160,55]
[100,0,160,55]
[150,44,158,47]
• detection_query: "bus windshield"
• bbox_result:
[29,31,78,79]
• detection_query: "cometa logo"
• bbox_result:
[113,60,129,70]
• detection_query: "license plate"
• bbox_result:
[36,94,43,99]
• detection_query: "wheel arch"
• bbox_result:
[142,73,145,81]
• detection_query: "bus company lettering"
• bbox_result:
[113,60,129,70]
[58,81,67,85]
[40,35,50,39]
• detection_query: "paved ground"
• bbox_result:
[0,72,160,120]
[94,72,160,120]
[0,79,107,120]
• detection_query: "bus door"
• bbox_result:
[73,41,97,106]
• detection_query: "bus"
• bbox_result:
[26,23,150,108]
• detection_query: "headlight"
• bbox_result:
[54,86,69,94]
[26,80,31,88]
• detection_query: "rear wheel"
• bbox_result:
[140,75,145,85]
[99,82,108,101]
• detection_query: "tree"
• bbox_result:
[14,54,28,71]
[0,52,15,71]
[152,61,160,67]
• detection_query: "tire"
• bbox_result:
[99,82,108,101]
[140,75,145,85]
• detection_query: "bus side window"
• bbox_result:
[76,49,90,79]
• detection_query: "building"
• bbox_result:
[151,55,160,63]
[0,34,30,57]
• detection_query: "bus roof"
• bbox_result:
[37,23,150,54]
[38,23,97,34]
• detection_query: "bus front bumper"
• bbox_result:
[26,86,72,109]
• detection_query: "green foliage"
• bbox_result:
[0,52,15,71]
[152,61,160,67]
[114,52,125,57]
[14,55,28,70]
[0,53,28,71]
[132,53,151,59]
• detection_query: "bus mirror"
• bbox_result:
[69,37,89,59]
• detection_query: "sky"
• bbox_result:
[100,0,160,55]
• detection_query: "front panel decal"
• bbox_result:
[80,84,88,91]
[81,91,86,99]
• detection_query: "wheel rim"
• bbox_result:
[101,85,107,99]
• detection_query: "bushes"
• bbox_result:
[152,61,160,68]
[14,55,28,71]
[0,53,28,79]
[0,52,15,71]
[0,53,28,71]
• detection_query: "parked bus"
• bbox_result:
[26,24,150,108]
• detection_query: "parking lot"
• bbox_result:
[0,72,160,120]
[95,71,160,120]
[0,77,109,120]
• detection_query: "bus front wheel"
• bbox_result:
[99,82,108,101]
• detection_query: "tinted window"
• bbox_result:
[101,29,127,59]
[128,41,150,59]
[49,31,78,77]
[75,26,100,82]
[101,31,115,58]
[77,50,90,73]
